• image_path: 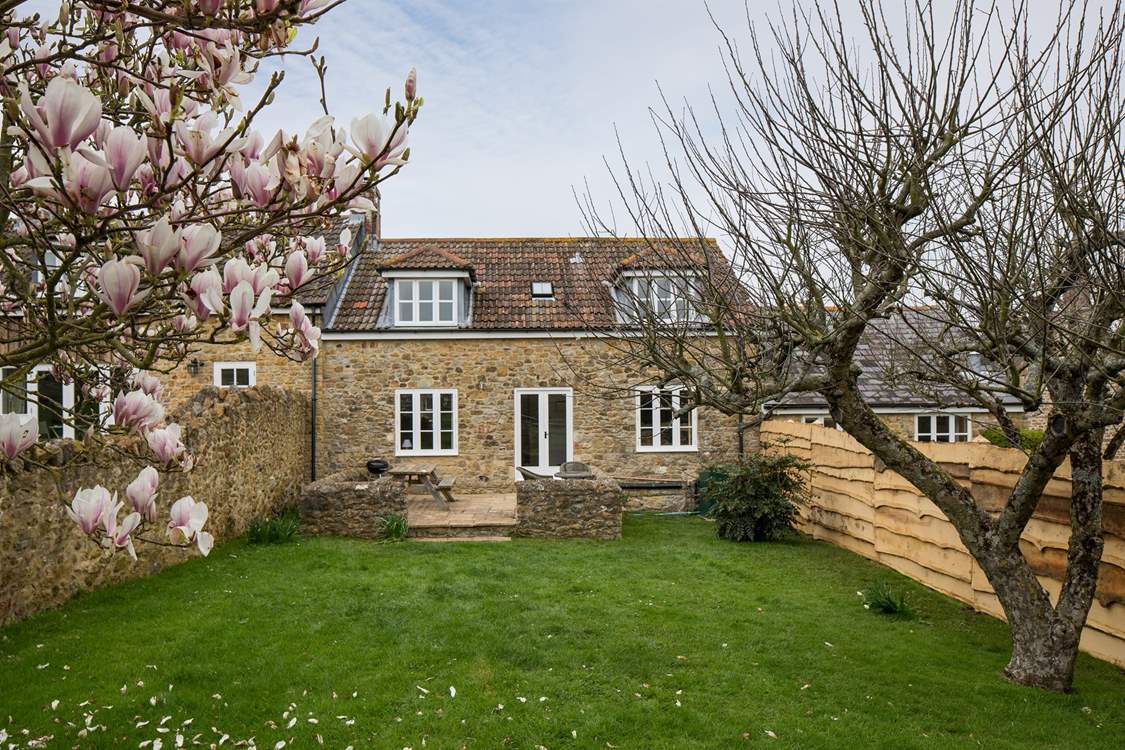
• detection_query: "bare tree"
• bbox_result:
[580,0,1125,691]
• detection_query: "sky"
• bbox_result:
[255,0,757,238]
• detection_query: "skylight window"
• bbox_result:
[531,281,554,299]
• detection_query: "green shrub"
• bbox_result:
[702,453,808,542]
[377,512,409,542]
[861,581,916,618]
[246,512,301,544]
[980,426,1045,451]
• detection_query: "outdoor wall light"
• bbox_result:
[186,358,204,376]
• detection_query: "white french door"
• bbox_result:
[513,388,573,477]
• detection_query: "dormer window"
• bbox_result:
[618,273,696,323]
[531,281,553,299]
[394,278,459,326]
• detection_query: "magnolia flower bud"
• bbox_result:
[405,66,417,101]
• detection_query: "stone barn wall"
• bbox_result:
[0,386,310,626]
[762,420,1125,668]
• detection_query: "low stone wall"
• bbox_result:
[0,386,310,626]
[514,478,627,539]
[623,485,696,512]
[762,420,1125,668]
[298,470,405,538]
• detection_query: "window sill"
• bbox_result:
[394,449,459,457]
[635,445,699,453]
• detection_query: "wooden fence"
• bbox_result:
[761,420,1125,667]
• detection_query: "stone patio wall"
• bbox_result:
[762,420,1125,668]
[0,386,309,626]
[298,470,405,538]
[514,478,627,539]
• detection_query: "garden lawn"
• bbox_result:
[2,515,1123,749]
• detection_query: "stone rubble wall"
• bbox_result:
[762,420,1125,668]
[514,478,627,539]
[298,470,405,538]
[315,337,742,493]
[0,386,310,626]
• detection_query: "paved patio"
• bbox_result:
[406,492,517,538]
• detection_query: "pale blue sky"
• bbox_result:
[256,0,755,238]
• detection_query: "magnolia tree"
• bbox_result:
[581,0,1124,691]
[0,1,420,559]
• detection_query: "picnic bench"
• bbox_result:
[387,463,456,507]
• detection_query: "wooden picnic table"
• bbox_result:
[388,463,456,507]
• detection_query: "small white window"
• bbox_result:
[531,281,554,299]
[395,389,458,455]
[636,386,697,452]
[395,279,458,326]
[213,362,256,389]
[915,413,971,443]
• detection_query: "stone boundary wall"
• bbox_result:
[514,478,627,539]
[298,470,405,538]
[761,421,1125,667]
[0,386,310,626]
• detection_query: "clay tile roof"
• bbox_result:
[326,237,727,332]
[376,246,476,278]
[617,245,709,272]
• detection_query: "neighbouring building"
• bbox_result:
[764,308,1026,442]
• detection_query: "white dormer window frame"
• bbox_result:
[384,271,468,328]
[616,271,699,324]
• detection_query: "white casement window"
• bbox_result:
[636,386,697,452]
[800,415,844,431]
[2,365,109,440]
[213,362,256,388]
[1,366,29,416]
[396,389,458,455]
[620,274,696,323]
[915,413,971,443]
[395,279,458,326]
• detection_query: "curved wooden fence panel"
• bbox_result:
[761,420,1125,668]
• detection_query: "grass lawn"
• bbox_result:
[2,515,1123,749]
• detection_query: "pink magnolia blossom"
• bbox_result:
[289,301,322,355]
[336,227,352,257]
[135,216,180,275]
[19,76,102,150]
[67,485,113,535]
[256,0,280,14]
[250,263,280,295]
[168,496,213,555]
[172,313,199,333]
[0,413,39,459]
[126,466,160,522]
[222,257,253,293]
[177,224,222,273]
[303,235,327,265]
[104,125,146,190]
[196,0,224,16]
[105,504,142,559]
[285,250,309,289]
[238,161,275,206]
[146,423,186,467]
[112,389,165,432]
[187,266,224,319]
[97,258,142,316]
[131,371,162,397]
[63,151,115,213]
[229,281,273,351]
[349,113,408,169]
